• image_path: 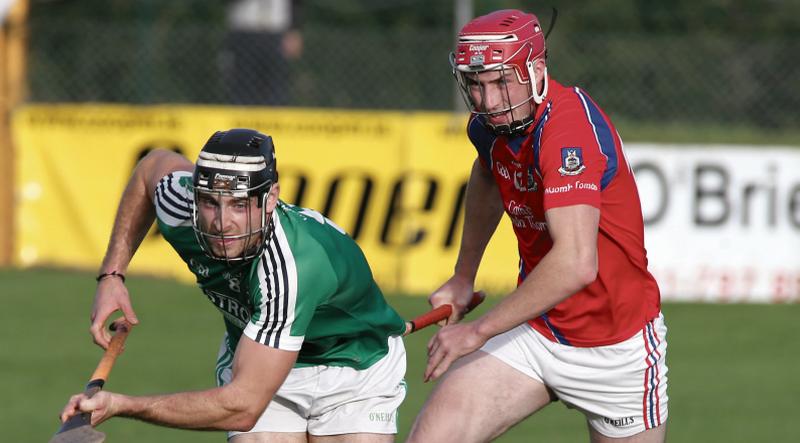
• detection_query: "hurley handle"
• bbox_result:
[50,319,133,441]
[404,291,486,336]
[88,319,132,388]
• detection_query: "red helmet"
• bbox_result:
[450,10,549,134]
[453,10,545,83]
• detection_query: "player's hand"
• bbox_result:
[90,277,138,349]
[60,391,119,426]
[424,321,487,382]
[428,275,475,325]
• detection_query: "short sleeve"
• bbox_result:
[154,171,194,227]
[539,101,607,211]
[243,220,338,351]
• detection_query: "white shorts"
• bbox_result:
[481,313,669,438]
[216,335,407,439]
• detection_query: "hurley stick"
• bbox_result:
[49,319,133,443]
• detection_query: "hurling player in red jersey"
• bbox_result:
[408,9,668,443]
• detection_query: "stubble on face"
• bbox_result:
[469,68,534,125]
[199,194,265,259]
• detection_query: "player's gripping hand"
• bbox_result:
[90,278,138,349]
[425,321,487,382]
[428,275,475,326]
[60,391,120,426]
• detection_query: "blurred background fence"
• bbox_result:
[3,0,800,298]
[21,0,800,129]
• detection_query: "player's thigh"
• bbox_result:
[309,433,394,443]
[229,431,307,443]
[589,422,667,443]
[407,350,553,443]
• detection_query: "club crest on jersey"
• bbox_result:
[178,175,192,189]
[558,148,586,176]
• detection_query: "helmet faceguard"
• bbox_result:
[191,129,278,263]
[451,9,548,136]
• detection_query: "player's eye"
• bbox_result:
[199,197,217,208]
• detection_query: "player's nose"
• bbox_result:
[211,208,232,232]
[483,86,506,112]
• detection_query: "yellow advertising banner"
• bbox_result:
[13,105,519,295]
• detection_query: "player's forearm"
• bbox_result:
[114,387,261,432]
[474,245,597,339]
[454,160,504,281]
[99,168,156,274]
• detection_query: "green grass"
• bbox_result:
[2,267,798,442]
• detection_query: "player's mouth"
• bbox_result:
[211,237,240,247]
[488,113,510,125]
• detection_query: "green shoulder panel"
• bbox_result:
[245,202,405,368]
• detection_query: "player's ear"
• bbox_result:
[533,59,546,81]
[266,183,280,212]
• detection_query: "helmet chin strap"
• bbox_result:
[527,61,548,105]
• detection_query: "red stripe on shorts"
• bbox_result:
[642,323,652,429]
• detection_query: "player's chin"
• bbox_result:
[210,241,244,258]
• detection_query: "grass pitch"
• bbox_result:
[1,267,798,442]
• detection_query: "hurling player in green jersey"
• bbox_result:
[60,129,408,442]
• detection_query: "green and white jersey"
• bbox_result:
[154,171,406,369]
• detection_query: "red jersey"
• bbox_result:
[468,78,661,347]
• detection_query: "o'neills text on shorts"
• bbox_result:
[369,412,396,423]
[603,416,636,427]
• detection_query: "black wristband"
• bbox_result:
[96,271,126,283]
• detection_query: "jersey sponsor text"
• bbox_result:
[204,289,251,328]
[544,180,598,195]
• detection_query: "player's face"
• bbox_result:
[196,192,264,259]
[466,67,534,126]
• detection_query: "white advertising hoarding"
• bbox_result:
[628,144,800,302]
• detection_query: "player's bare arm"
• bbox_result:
[429,159,504,322]
[91,149,193,348]
[61,336,297,431]
[425,204,600,381]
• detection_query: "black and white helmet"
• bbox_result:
[192,128,278,262]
